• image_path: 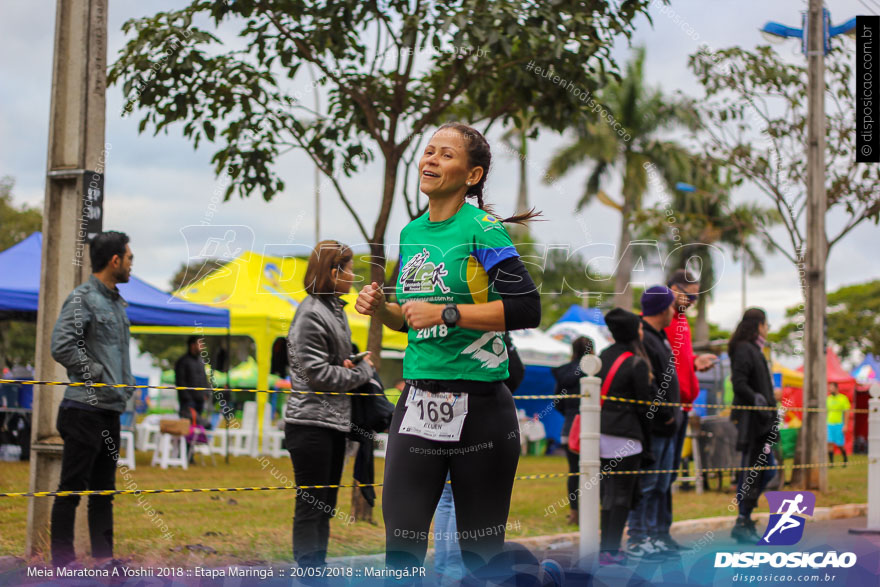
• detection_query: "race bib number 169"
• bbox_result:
[399,387,468,442]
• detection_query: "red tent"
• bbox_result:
[798,348,857,453]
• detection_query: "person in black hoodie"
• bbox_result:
[626,285,681,558]
[729,308,778,543]
[552,336,594,525]
[597,309,653,565]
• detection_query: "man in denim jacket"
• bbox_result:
[49,231,134,568]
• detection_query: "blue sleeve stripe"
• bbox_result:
[471,246,519,271]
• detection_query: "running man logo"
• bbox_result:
[400,248,451,294]
[759,491,816,546]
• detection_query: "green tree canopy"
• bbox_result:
[689,40,880,265]
[0,176,42,368]
[771,280,880,360]
[108,0,657,359]
[545,46,698,310]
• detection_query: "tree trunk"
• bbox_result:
[356,151,400,522]
[351,480,375,524]
[613,198,634,310]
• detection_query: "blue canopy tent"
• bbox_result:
[0,232,229,327]
[557,305,606,326]
[852,353,880,384]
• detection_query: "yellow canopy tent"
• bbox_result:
[131,249,408,444]
[772,362,804,388]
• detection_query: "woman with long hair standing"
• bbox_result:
[597,309,654,565]
[728,307,778,543]
[284,240,375,567]
[356,123,541,573]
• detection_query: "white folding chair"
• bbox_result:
[118,430,136,470]
[228,401,258,456]
[261,403,287,458]
[151,433,189,470]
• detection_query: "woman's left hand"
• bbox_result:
[401,301,444,330]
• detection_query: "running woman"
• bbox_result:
[355,122,541,573]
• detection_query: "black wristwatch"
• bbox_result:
[441,303,460,328]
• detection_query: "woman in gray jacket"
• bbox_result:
[284,240,373,568]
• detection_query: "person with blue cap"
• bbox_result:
[625,285,682,559]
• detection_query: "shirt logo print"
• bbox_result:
[400,248,451,294]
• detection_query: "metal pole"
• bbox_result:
[27,0,108,558]
[741,252,747,315]
[849,382,880,535]
[802,0,828,491]
[578,355,602,565]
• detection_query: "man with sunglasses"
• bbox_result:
[655,269,717,552]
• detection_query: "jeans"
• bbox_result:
[285,423,347,567]
[658,416,688,537]
[627,433,676,542]
[433,474,464,584]
[50,405,120,566]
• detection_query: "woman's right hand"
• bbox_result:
[355,282,385,316]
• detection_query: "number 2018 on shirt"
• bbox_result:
[415,324,448,339]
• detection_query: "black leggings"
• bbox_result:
[383,381,520,573]
[599,453,641,553]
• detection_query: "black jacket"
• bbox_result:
[551,360,582,439]
[730,341,778,450]
[175,352,209,415]
[641,319,681,436]
[598,343,653,444]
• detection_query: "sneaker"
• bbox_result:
[598,551,627,566]
[731,517,760,544]
[95,558,130,573]
[539,558,566,584]
[654,534,685,551]
[626,537,663,559]
[745,519,762,541]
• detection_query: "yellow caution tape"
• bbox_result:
[1,379,873,413]
[0,460,868,498]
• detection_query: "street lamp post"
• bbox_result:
[760,3,855,492]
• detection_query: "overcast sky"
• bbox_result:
[1,0,878,365]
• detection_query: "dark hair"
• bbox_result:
[629,338,655,384]
[187,335,201,348]
[90,231,129,273]
[435,122,542,226]
[728,307,767,356]
[304,240,353,296]
[571,336,594,361]
[667,268,698,289]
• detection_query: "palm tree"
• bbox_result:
[638,156,779,343]
[546,47,697,309]
[500,111,536,240]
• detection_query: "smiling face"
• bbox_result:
[418,129,483,198]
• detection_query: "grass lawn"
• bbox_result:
[0,451,867,566]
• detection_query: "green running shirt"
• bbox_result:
[396,202,520,381]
